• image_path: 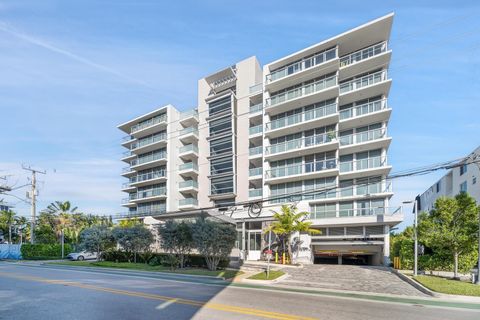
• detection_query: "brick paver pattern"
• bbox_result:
[277,265,426,297]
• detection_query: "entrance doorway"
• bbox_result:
[247,231,262,260]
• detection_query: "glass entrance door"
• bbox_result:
[247,231,262,261]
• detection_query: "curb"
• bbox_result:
[390,268,434,296]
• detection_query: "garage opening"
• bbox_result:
[314,255,338,264]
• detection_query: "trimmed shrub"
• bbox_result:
[21,243,72,260]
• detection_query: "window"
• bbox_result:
[460,181,467,193]
[436,182,441,193]
[460,164,467,176]
[210,136,233,157]
[310,203,336,219]
[211,175,234,195]
[473,177,477,185]
[209,116,232,136]
[136,201,166,215]
[214,198,235,208]
[210,156,234,175]
[209,96,231,116]
[339,180,353,197]
[339,202,353,217]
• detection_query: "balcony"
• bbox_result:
[339,42,391,79]
[179,126,199,143]
[249,188,263,198]
[339,156,391,179]
[179,179,198,192]
[339,99,390,127]
[130,170,166,187]
[309,180,393,204]
[131,187,167,203]
[179,144,199,160]
[249,124,263,137]
[249,103,263,116]
[130,152,167,171]
[339,70,390,105]
[339,128,391,154]
[131,114,167,136]
[180,109,199,127]
[265,75,338,115]
[265,132,338,161]
[178,162,199,177]
[309,206,403,226]
[265,47,338,93]
[249,83,263,96]
[121,135,136,147]
[265,160,337,184]
[249,146,263,158]
[179,198,199,210]
[265,102,337,138]
[249,167,263,178]
[131,133,167,154]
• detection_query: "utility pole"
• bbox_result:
[22,165,46,244]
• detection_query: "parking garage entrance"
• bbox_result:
[312,243,383,265]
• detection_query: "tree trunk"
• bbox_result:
[453,252,459,280]
[8,224,12,244]
[287,234,293,264]
[134,251,137,264]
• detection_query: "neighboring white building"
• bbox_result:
[418,146,480,213]
[118,13,403,266]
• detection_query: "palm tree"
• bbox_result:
[265,204,320,264]
[43,201,78,257]
[0,210,16,243]
[15,216,28,244]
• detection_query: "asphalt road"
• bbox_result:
[0,262,478,320]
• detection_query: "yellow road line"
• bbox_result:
[0,271,317,320]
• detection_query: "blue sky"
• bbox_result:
[0,0,479,229]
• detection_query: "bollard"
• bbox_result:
[282,252,286,264]
[275,252,278,263]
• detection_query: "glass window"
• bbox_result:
[211,175,234,195]
[210,156,234,175]
[460,164,467,175]
[210,136,233,156]
[209,115,232,136]
[460,181,467,193]
[209,96,231,116]
[340,180,353,197]
[339,202,353,217]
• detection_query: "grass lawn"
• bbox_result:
[414,275,480,297]
[247,270,285,281]
[48,261,243,279]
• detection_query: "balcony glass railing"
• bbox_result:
[310,206,399,220]
[135,133,167,149]
[179,144,199,154]
[267,75,337,107]
[249,188,263,198]
[249,125,263,136]
[266,103,337,131]
[180,126,199,136]
[266,47,337,83]
[179,198,198,206]
[180,109,198,120]
[249,103,263,114]
[132,152,167,167]
[339,70,387,94]
[339,156,387,173]
[339,128,385,146]
[122,135,135,142]
[249,83,263,94]
[339,99,387,120]
[340,42,387,68]
[265,132,336,155]
[133,187,167,200]
[131,114,167,134]
[179,180,198,189]
[249,167,263,177]
[266,160,337,179]
[122,166,133,173]
[179,162,198,171]
[130,170,166,184]
[249,146,263,156]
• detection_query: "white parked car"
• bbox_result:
[67,251,97,261]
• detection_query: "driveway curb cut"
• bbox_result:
[390,268,434,296]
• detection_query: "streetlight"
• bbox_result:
[403,199,418,277]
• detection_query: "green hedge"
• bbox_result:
[101,250,229,269]
[21,244,73,260]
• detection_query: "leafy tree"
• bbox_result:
[118,218,141,228]
[191,219,236,271]
[418,193,479,279]
[265,204,320,264]
[34,225,57,244]
[158,220,194,270]
[112,224,154,263]
[0,210,16,243]
[80,226,115,260]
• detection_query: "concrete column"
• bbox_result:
[241,221,246,261]
[338,255,342,265]
[383,225,390,266]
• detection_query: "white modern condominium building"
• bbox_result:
[418,145,480,213]
[119,13,403,266]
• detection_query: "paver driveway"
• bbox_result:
[276,265,426,296]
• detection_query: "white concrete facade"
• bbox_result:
[418,146,480,213]
[119,13,403,266]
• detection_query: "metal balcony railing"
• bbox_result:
[265,132,336,155]
[339,156,387,173]
[339,128,386,146]
[339,99,387,120]
[266,102,337,131]
[266,160,337,179]
[340,41,387,68]
[266,75,337,107]
[339,70,387,94]
[131,114,167,134]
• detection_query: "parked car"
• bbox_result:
[67,251,97,261]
